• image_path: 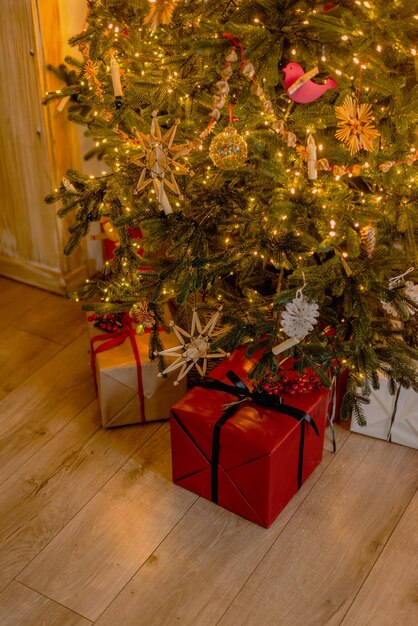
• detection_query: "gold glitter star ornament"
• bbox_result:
[131,112,192,215]
[335,95,380,155]
[155,307,230,385]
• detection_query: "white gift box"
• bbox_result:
[351,376,418,450]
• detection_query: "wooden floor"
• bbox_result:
[0,277,417,626]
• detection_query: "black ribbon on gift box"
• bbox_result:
[197,371,320,504]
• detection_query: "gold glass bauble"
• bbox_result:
[209,126,248,170]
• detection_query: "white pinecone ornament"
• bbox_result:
[382,268,418,318]
[404,281,418,314]
[381,300,398,319]
[281,291,319,340]
[360,224,376,258]
[382,280,418,318]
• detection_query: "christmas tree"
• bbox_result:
[45,0,418,424]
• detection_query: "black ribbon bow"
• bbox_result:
[197,371,320,503]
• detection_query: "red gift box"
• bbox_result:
[101,223,144,261]
[170,347,330,528]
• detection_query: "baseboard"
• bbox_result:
[0,255,88,295]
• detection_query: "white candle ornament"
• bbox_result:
[307,133,317,180]
[55,94,71,115]
[272,336,300,355]
[110,56,123,97]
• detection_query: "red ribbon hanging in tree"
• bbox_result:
[228,103,239,124]
[223,32,246,70]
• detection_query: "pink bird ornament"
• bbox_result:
[283,63,338,103]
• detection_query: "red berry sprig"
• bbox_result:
[261,372,322,396]
[87,312,124,333]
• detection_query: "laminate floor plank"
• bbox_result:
[95,425,350,626]
[12,292,86,345]
[0,326,61,401]
[0,401,160,592]
[0,332,95,484]
[0,278,49,328]
[217,435,418,626]
[341,489,418,626]
[17,425,198,621]
[0,581,91,626]
[1,279,414,626]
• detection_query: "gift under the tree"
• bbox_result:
[170,347,330,528]
[321,325,349,421]
[98,222,143,262]
[351,374,418,449]
[89,316,187,428]
[331,368,349,421]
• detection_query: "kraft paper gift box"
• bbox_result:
[351,374,418,449]
[89,320,187,428]
[170,346,330,528]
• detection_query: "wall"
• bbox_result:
[58,0,106,177]
[0,0,102,294]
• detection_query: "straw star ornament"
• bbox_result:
[144,0,177,31]
[335,95,380,155]
[130,112,192,215]
[155,307,230,385]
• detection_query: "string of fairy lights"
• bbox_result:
[50,0,418,312]
[49,1,418,171]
